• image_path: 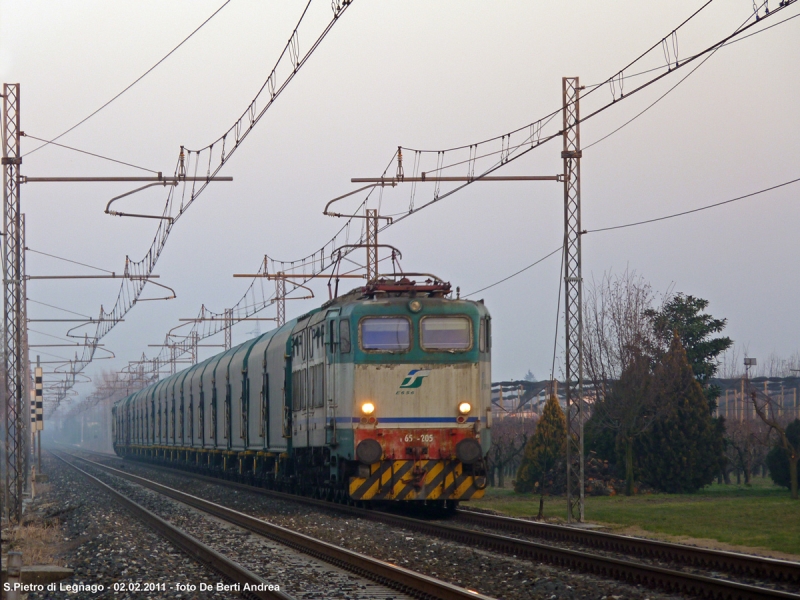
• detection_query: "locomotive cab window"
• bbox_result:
[360,317,411,352]
[421,316,472,351]
[479,317,491,352]
[339,319,351,353]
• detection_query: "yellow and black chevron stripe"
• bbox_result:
[348,459,485,501]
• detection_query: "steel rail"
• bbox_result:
[51,452,292,600]
[64,452,495,600]
[67,449,800,600]
[454,509,800,584]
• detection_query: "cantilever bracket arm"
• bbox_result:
[323,184,395,222]
[136,279,177,302]
[285,279,315,301]
[105,181,179,221]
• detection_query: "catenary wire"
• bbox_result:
[585,175,800,234]
[583,49,718,150]
[28,329,86,343]
[22,134,159,174]
[380,0,789,233]
[582,0,781,151]
[26,247,115,274]
[33,351,72,362]
[550,245,566,383]
[461,176,799,299]
[463,246,561,297]
[584,11,800,90]
[27,299,93,319]
[400,0,717,154]
[23,0,232,157]
[46,1,356,406]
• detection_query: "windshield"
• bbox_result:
[421,316,472,350]
[360,317,411,351]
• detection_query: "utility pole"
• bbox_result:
[562,77,585,523]
[2,82,25,523]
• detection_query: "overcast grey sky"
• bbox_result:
[1,0,798,403]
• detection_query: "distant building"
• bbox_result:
[711,376,800,421]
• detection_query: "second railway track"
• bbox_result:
[453,508,800,584]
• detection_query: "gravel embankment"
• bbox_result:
[24,453,225,599]
[82,454,692,600]
[66,454,413,600]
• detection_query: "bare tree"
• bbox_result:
[583,269,658,395]
[583,269,663,495]
[487,416,536,488]
[751,389,798,499]
[725,417,770,484]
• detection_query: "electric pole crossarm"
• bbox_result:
[27,275,159,280]
[29,343,106,347]
[22,176,233,183]
[27,319,125,322]
[178,317,277,322]
[233,274,365,279]
[351,175,562,183]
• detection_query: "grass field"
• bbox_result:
[470,477,800,557]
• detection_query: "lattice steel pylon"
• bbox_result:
[366,208,378,281]
[223,308,233,351]
[2,83,25,523]
[275,274,286,327]
[561,77,585,523]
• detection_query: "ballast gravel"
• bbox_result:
[71,456,413,600]
[83,454,692,600]
[25,453,224,599]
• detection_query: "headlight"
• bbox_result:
[458,402,472,415]
[361,402,375,415]
[408,299,422,313]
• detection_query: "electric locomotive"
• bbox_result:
[113,276,491,505]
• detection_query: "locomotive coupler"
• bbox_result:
[411,463,426,489]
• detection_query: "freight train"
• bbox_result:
[113,276,492,506]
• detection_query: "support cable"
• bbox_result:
[26,247,115,274]
[22,134,159,173]
[585,175,800,234]
[23,0,233,157]
[457,175,800,297]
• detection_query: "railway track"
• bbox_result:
[66,448,800,600]
[56,450,494,600]
[453,508,800,584]
[51,452,292,600]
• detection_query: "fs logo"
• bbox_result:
[399,369,431,389]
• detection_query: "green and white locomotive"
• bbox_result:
[113,276,492,505]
